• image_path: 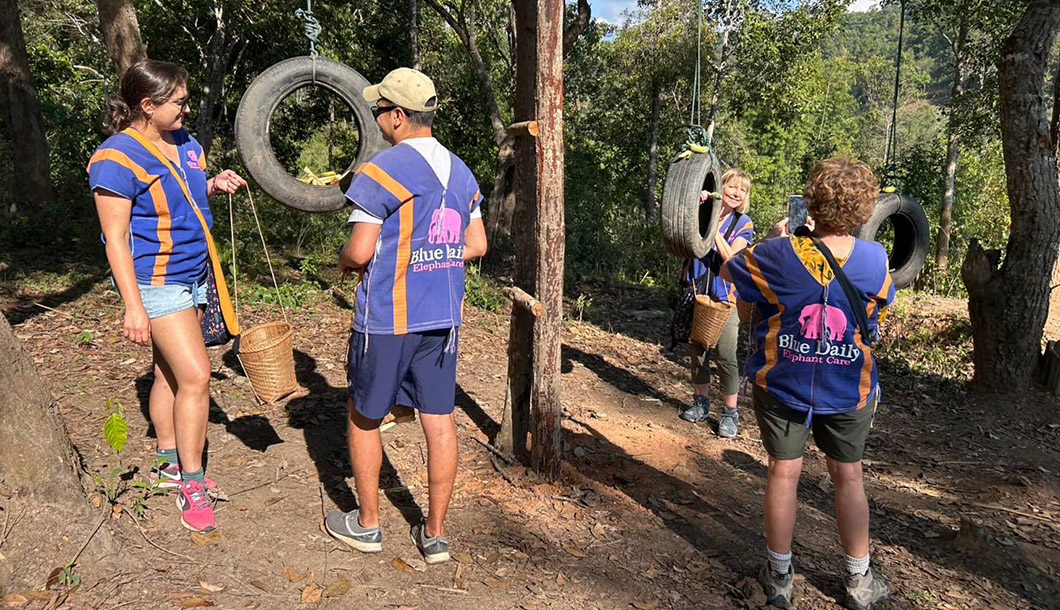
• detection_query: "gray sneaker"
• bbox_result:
[411,522,450,565]
[758,564,794,609]
[325,509,382,553]
[680,395,710,423]
[845,566,891,610]
[718,408,739,438]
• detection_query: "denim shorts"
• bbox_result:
[137,280,208,319]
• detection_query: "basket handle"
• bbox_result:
[232,189,289,325]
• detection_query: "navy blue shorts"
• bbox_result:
[347,329,458,420]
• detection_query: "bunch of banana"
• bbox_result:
[297,167,343,186]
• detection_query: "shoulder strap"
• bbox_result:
[795,227,872,347]
[122,127,241,336]
[722,211,743,241]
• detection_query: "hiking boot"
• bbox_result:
[411,522,450,565]
[176,480,216,532]
[680,395,710,423]
[845,565,891,610]
[325,509,382,553]
[758,564,794,609]
[718,408,740,438]
[149,462,217,490]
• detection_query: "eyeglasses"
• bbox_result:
[168,98,190,110]
[371,104,401,119]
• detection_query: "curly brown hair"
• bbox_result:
[803,157,878,234]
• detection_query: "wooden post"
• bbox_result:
[497,0,566,479]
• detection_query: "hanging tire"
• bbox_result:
[660,151,723,259]
[852,193,930,290]
[234,57,388,213]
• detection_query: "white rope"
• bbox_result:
[244,188,289,325]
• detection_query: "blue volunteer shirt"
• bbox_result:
[346,144,482,335]
[87,129,212,287]
[727,235,895,415]
[686,212,754,303]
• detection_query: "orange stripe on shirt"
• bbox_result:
[866,272,893,319]
[853,331,874,407]
[87,149,153,184]
[87,149,173,286]
[855,272,892,408]
[393,200,415,334]
[746,250,785,391]
[469,190,481,211]
[360,163,414,204]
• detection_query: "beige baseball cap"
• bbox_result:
[362,68,439,112]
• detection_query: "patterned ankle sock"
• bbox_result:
[183,469,206,485]
[157,448,179,467]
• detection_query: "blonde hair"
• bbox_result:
[721,168,752,214]
[803,157,878,234]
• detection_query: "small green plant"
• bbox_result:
[246,281,320,309]
[58,562,81,587]
[464,264,504,312]
[574,293,593,321]
[94,399,167,516]
[76,329,95,346]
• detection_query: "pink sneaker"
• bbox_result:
[176,480,216,532]
[149,463,217,490]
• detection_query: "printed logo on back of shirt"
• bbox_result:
[776,304,860,366]
[186,150,201,171]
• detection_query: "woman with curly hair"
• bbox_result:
[722,158,894,609]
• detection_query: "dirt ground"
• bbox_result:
[2,270,1060,610]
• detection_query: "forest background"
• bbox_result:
[0,0,1039,301]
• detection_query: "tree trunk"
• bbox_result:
[936,116,960,274]
[704,0,736,143]
[0,0,53,209]
[644,77,662,218]
[96,0,146,77]
[498,0,538,463]
[936,19,968,276]
[195,5,242,155]
[962,0,1060,391]
[0,316,85,502]
[498,0,565,479]
[411,0,420,69]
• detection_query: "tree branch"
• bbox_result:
[563,0,591,58]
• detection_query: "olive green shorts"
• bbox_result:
[753,385,876,464]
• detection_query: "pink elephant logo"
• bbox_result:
[186,150,201,170]
[429,207,463,244]
[798,304,848,341]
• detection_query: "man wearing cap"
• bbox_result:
[325,68,487,565]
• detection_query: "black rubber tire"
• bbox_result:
[852,193,930,290]
[234,57,387,213]
[660,151,723,259]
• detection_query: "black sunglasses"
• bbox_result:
[371,104,401,119]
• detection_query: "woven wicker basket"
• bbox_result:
[736,299,754,326]
[691,295,733,349]
[238,321,298,404]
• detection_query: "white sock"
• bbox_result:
[846,553,870,576]
[767,548,792,575]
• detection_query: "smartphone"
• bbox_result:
[788,195,808,232]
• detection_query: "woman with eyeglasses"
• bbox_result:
[88,59,246,533]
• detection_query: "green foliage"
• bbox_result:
[76,329,96,346]
[3,0,1019,306]
[464,263,504,312]
[59,563,81,588]
[102,399,128,454]
[245,281,321,309]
